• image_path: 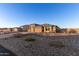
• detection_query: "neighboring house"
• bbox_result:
[76,28,79,33]
[66,28,79,33]
[0,28,12,32]
[12,27,22,32]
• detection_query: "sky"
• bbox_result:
[0,3,79,28]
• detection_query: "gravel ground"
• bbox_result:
[0,33,79,56]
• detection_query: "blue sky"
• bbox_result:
[0,3,79,28]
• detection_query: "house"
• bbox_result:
[22,23,61,33]
[66,28,79,33]
[75,28,79,33]
[12,27,22,32]
[0,28,12,32]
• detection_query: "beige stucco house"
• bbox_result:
[24,24,61,33]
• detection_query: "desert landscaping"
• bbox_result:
[0,32,79,56]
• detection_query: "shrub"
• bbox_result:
[25,38,36,42]
[48,41,64,47]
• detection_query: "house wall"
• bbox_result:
[43,26,56,33]
[30,25,35,32]
[52,26,56,33]
[35,26,43,32]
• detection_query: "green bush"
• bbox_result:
[48,41,64,47]
[25,38,36,42]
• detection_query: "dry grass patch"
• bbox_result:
[13,33,27,38]
[25,38,36,42]
[48,41,65,47]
